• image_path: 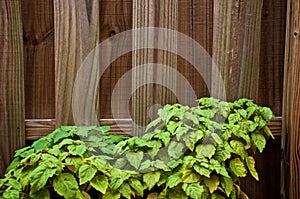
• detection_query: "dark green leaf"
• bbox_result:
[126,151,143,170]
[30,188,50,199]
[221,176,234,197]
[168,142,184,159]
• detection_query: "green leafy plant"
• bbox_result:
[0,98,274,199]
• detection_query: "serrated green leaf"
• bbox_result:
[78,164,97,185]
[90,175,108,194]
[18,166,34,187]
[5,178,22,192]
[102,190,121,199]
[154,131,171,146]
[68,143,86,156]
[167,121,182,135]
[182,183,204,199]
[153,160,168,170]
[193,165,211,178]
[53,173,79,199]
[139,160,152,171]
[245,156,259,180]
[30,188,50,199]
[229,158,247,177]
[203,175,220,193]
[65,156,84,173]
[110,177,124,190]
[182,169,199,183]
[146,117,162,132]
[168,142,184,159]
[143,171,161,190]
[196,144,216,159]
[113,158,128,169]
[251,133,266,152]
[167,173,182,188]
[30,164,57,194]
[52,129,70,144]
[183,112,199,125]
[260,107,274,121]
[263,126,274,139]
[210,133,223,145]
[126,151,143,170]
[228,113,242,124]
[32,137,52,151]
[221,176,234,197]
[130,178,144,196]
[3,190,19,199]
[230,140,245,158]
[183,131,204,151]
[119,182,131,198]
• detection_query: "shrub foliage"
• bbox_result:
[0,98,274,199]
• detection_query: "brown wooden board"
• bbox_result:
[54,0,101,127]
[21,0,55,119]
[99,0,132,120]
[282,0,300,198]
[258,0,287,116]
[0,0,25,177]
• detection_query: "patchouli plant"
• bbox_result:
[0,98,274,199]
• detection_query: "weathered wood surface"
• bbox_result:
[212,0,263,101]
[99,0,132,121]
[132,0,178,135]
[281,0,300,198]
[177,0,212,101]
[0,0,25,177]
[258,0,286,116]
[54,0,101,127]
[21,0,55,119]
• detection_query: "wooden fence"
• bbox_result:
[0,0,299,198]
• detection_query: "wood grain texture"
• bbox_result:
[177,0,212,101]
[21,0,55,119]
[258,0,286,116]
[132,0,178,136]
[99,0,132,120]
[212,0,263,101]
[54,0,100,127]
[282,0,300,198]
[25,119,56,140]
[0,0,25,177]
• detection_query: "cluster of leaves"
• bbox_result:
[0,98,274,199]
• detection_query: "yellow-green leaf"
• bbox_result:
[90,175,108,194]
[245,156,259,181]
[53,173,80,199]
[78,165,97,185]
[203,175,219,193]
[229,158,247,177]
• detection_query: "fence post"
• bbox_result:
[282,0,300,198]
[0,0,25,177]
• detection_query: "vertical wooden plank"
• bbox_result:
[282,0,300,198]
[99,0,132,120]
[54,0,100,126]
[132,0,178,135]
[212,0,265,198]
[212,0,263,101]
[21,0,55,119]
[258,0,287,116]
[177,0,212,102]
[0,0,25,177]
